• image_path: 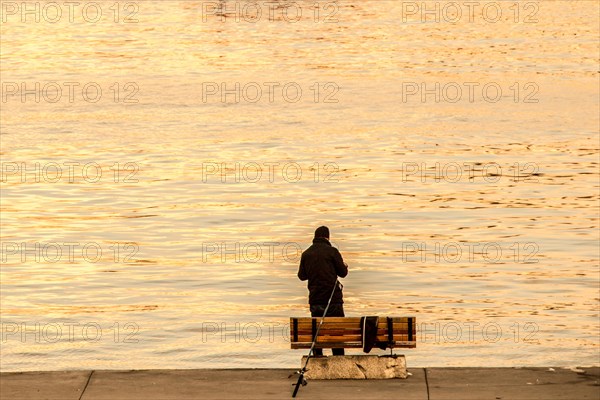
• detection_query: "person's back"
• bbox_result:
[297,226,348,356]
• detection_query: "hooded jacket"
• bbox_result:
[298,237,348,305]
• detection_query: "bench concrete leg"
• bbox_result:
[301,355,408,379]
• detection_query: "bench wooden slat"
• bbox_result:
[294,331,414,338]
[291,342,417,349]
[293,317,413,326]
[294,317,360,324]
[296,334,362,340]
[291,342,364,349]
[292,327,415,335]
[296,335,414,341]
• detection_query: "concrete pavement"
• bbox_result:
[1,367,598,399]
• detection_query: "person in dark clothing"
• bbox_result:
[298,226,348,356]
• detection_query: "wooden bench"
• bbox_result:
[289,316,416,351]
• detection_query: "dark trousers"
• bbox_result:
[310,303,345,356]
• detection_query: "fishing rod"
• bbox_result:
[291,279,341,398]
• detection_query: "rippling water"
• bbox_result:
[1,1,599,371]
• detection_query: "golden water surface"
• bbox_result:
[1,0,599,370]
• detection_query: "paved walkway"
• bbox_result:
[1,367,598,399]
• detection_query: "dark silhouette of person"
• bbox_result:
[298,226,348,356]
